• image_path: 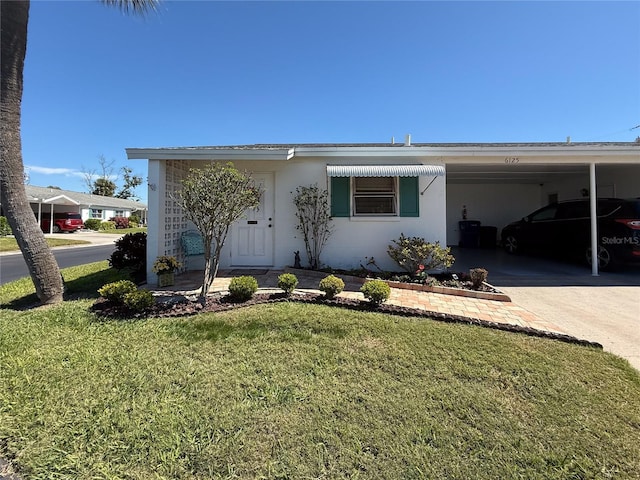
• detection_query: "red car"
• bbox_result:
[40,212,84,233]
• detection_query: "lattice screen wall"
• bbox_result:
[163,160,190,271]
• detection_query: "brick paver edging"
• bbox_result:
[383,280,511,301]
[284,267,512,302]
[283,293,602,349]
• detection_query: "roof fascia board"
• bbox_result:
[43,194,80,205]
[126,148,295,161]
[294,147,438,158]
[292,145,640,159]
[126,145,639,163]
[437,149,640,158]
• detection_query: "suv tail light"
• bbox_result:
[614,219,640,230]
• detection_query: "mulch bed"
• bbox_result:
[90,292,602,349]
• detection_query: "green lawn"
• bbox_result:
[0,227,145,252]
[93,226,147,235]
[1,264,639,479]
[0,236,90,252]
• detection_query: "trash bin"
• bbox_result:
[479,226,497,248]
[458,220,481,248]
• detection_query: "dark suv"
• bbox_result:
[501,198,640,270]
[40,212,84,233]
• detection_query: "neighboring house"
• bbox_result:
[126,139,640,284]
[18,185,147,231]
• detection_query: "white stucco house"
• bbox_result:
[126,139,640,285]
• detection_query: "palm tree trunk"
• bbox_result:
[1,0,64,304]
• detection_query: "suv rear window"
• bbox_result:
[54,213,82,220]
[557,202,590,219]
[615,200,640,218]
[597,199,640,218]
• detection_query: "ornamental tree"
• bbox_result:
[293,184,333,269]
[175,163,262,302]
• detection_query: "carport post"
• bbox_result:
[590,162,599,276]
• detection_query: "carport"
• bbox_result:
[442,142,640,275]
[32,193,80,234]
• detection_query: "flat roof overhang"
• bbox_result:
[127,142,639,162]
[127,143,639,184]
[126,147,296,161]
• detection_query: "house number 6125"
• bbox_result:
[504,157,519,164]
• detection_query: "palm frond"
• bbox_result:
[101,0,160,15]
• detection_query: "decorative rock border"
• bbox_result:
[284,267,511,302]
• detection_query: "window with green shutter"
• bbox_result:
[330,176,419,217]
[330,177,350,217]
[399,176,419,217]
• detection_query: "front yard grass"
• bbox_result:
[1,264,639,479]
[0,236,90,252]
[95,226,147,235]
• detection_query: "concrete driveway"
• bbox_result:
[451,247,640,370]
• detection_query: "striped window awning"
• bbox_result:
[326,164,445,177]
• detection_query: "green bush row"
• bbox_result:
[97,272,393,317]
[236,273,390,307]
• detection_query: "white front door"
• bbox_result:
[231,173,274,266]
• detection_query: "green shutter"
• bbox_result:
[399,177,419,217]
[330,177,350,217]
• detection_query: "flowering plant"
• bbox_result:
[414,264,429,283]
[152,255,181,274]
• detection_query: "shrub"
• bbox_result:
[123,289,155,312]
[0,216,11,237]
[98,280,138,303]
[83,218,102,231]
[128,213,140,225]
[228,276,259,302]
[277,273,298,295]
[99,221,116,231]
[387,233,455,274]
[319,274,344,299]
[360,280,391,306]
[469,268,488,290]
[110,216,130,229]
[128,221,139,228]
[109,232,147,282]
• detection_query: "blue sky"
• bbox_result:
[21,1,640,204]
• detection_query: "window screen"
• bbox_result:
[353,177,396,215]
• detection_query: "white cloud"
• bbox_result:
[25,165,84,178]
[25,165,118,181]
